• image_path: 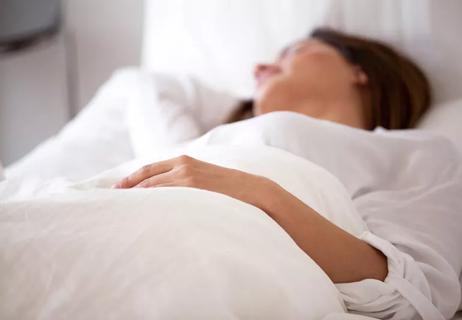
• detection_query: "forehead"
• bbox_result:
[279,38,328,55]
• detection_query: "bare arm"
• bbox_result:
[115,155,387,284]
[255,178,388,283]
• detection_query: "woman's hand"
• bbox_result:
[113,155,272,209]
[114,155,388,284]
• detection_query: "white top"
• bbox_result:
[125,71,462,320]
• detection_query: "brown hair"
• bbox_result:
[225,27,432,130]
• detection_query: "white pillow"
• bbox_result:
[142,0,462,104]
[417,99,462,155]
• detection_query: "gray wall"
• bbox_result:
[0,0,143,165]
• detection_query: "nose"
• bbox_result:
[253,63,280,80]
[254,63,270,79]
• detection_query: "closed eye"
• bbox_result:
[287,42,312,56]
[278,41,312,61]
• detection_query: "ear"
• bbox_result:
[352,65,368,85]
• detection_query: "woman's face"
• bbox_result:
[253,39,367,117]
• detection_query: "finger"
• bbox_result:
[134,170,176,188]
[114,160,173,188]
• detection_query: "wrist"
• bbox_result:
[251,176,286,215]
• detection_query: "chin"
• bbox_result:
[254,87,276,115]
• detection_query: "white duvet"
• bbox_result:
[2,70,461,320]
[0,143,369,319]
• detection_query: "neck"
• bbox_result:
[287,96,367,130]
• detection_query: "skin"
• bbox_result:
[114,39,388,284]
[254,39,369,129]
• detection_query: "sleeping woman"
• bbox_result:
[112,28,462,319]
[2,28,460,320]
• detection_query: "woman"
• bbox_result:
[114,29,461,319]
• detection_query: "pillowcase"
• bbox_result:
[417,99,462,155]
[4,69,238,183]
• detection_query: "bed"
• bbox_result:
[1,1,462,319]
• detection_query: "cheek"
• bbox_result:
[290,54,349,91]
[255,74,289,101]
[290,54,327,80]
[254,75,293,114]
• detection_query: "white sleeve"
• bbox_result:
[335,230,461,320]
[125,70,239,158]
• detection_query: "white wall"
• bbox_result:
[66,0,144,110]
[0,0,143,166]
[0,38,69,166]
